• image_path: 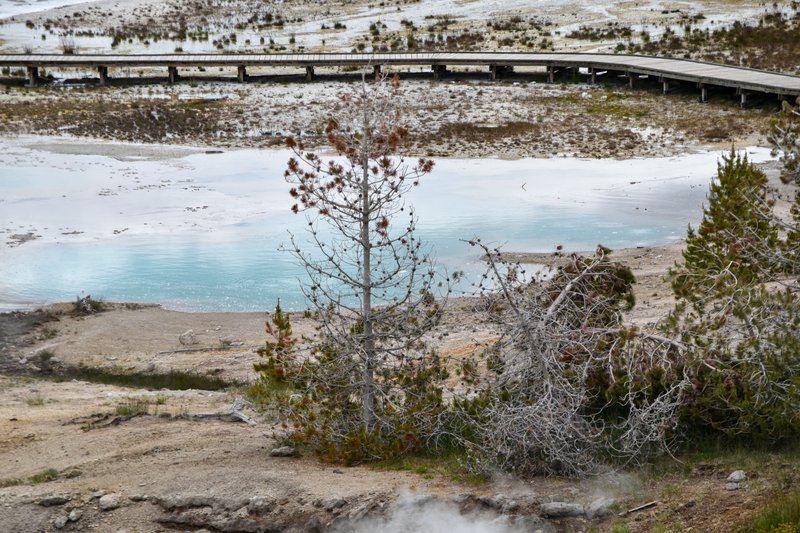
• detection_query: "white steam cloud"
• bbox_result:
[334,490,545,533]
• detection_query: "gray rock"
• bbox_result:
[179,330,197,346]
[99,493,121,511]
[323,497,346,512]
[68,509,83,522]
[539,501,585,518]
[725,482,740,491]
[129,494,148,502]
[270,446,295,457]
[156,495,218,511]
[154,495,248,512]
[53,515,69,529]
[219,335,243,347]
[347,500,380,521]
[500,498,519,514]
[727,470,747,483]
[38,495,70,507]
[247,496,276,514]
[586,497,615,519]
[89,490,107,500]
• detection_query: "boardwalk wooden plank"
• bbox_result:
[1,52,798,94]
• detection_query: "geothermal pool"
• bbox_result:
[0,136,773,311]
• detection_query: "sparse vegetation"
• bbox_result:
[31,349,59,373]
[114,397,155,416]
[24,393,46,406]
[739,493,800,532]
[58,35,76,54]
[29,468,59,484]
[570,4,800,74]
[72,294,105,315]
[1,468,59,488]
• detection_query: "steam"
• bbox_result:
[334,491,534,533]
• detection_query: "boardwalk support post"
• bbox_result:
[237,65,247,83]
[168,66,179,84]
[305,65,314,81]
[699,83,708,103]
[547,65,555,83]
[590,67,596,84]
[662,79,670,94]
[373,64,381,79]
[627,72,636,89]
[490,65,513,80]
[433,64,447,81]
[740,90,749,108]
[97,66,108,85]
[26,66,39,87]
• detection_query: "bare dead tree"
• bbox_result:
[461,241,690,477]
[274,73,452,460]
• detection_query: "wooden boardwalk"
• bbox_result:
[1,52,799,102]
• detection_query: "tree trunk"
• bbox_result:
[360,118,375,431]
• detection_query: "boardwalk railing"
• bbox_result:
[1,52,799,103]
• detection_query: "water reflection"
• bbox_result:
[0,138,774,311]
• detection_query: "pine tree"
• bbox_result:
[667,150,800,441]
[672,149,777,309]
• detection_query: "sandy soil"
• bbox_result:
[0,377,470,532]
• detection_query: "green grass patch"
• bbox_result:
[0,478,23,488]
[681,436,800,467]
[739,492,800,532]
[29,468,59,484]
[114,398,152,416]
[371,448,487,485]
[2,468,60,487]
[55,366,236,391]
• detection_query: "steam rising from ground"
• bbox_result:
[334,491,540,533]
[335,472,641,533]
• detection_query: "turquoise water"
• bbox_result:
[0,139,774,311]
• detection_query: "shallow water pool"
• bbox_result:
[0,137,773,311]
